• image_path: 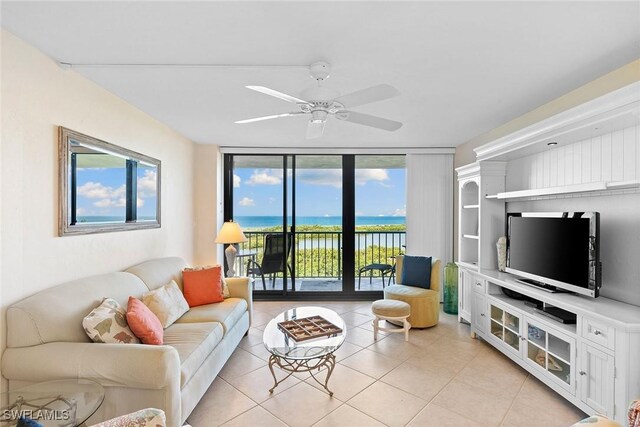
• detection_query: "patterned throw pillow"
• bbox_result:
[89,407,166,427]
[183,264,230,298]
[142,280,190,328]
[83,298,140,344]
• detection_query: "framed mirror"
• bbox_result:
[58,127,161,236]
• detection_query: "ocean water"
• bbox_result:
[236,215,405,229]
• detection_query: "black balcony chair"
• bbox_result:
[246,233,294,290]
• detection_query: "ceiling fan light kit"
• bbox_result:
[236,61,403,139]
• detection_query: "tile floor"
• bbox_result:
[186,301,587,427]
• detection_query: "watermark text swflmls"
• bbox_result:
[1,409,71,421]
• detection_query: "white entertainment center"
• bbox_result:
[456,82,640,425]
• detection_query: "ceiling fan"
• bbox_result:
[235,61,402,139]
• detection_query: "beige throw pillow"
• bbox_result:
[183,264,230,298]
[83,298,140,344]
[142,280,190,328]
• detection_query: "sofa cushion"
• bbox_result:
[385,284,437,299]
[175,298,248,334]
[126,257,188,292]
[7,272,149,348]
[126,297,163,345]
[182,267,224,307]
[142,280,190,328]
[184,265,230,298]
[162,322,224,387]
[83,298,140,344]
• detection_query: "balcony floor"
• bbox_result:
[249,277,391,292]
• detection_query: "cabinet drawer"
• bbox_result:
[581,317,614,351]
[472,277,486,293]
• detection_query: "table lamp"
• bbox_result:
[215,221,248,277]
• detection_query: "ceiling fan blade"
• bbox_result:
[336,111,402,131]
[306,120,325,139]
[334,84,399,108]
[235,112,304,124]
[246,86,309,104]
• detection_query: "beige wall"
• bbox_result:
[453,59,640,260]
[193,144,223,265]
[0,30,197,389]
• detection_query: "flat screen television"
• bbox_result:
[506,212,601,298]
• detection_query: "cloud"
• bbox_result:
[392,206,406,216]
[294,168,390,188]
[78,182,127,209]
[247,169,282,185]
[239,197,255,206]
[94,197,126,208]
[78,172,157,211]
[233,174,241,188]
[137,170,157,198]
[356,169,389,186]
[297,169,342,188]
[77,182,125,199]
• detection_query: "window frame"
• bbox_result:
[58,126,161,236]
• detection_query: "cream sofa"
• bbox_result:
[1,257,252,427]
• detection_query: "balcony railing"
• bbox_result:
[238,231,405,279]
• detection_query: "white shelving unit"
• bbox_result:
[456,82,640,425]
[485,180,640,201]
[456,161,506,323]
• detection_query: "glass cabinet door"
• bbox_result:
[488,301,523,355]
[524,318,575,394]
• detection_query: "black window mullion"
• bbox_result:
[342,155,356,293]
[125,159,137,222]
[70,152,77,225]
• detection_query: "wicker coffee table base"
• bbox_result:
[267,353,336,396]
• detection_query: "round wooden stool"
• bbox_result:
[371,299,411,341]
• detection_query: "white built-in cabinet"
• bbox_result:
[579,343,615,417]
[456,82,640,425]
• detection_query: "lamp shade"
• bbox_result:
[215,221,248,244]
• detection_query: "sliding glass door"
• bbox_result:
[224,153,405,299]
[354,156,406,292]
[294,156,343,292]
[226,155,291,294]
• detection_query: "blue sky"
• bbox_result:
[75,166,158,219]
[233,167,406,217]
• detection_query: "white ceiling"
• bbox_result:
[2,1,639,148]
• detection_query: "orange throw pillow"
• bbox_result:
[126,297,163,345]
[182,266,224,307]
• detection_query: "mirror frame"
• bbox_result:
[58,127,161,236]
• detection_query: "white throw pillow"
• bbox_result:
[183,264,230,298]
[83,298,140,344]
[142,280,190,328]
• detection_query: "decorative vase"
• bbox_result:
[497,236,507,272]
[443,262,458,314]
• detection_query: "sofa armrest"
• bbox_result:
[226,277,253,326]
[1,342,181,390]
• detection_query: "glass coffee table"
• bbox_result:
[263,306,346,397]
[0,379,104,427]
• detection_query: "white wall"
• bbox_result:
[507,125,639,191]
[193,144,223,265]
[504,124,640,306]
[406,154,454,267]
[0,30,196,389]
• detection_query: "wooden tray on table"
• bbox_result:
[277,315,343,342]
